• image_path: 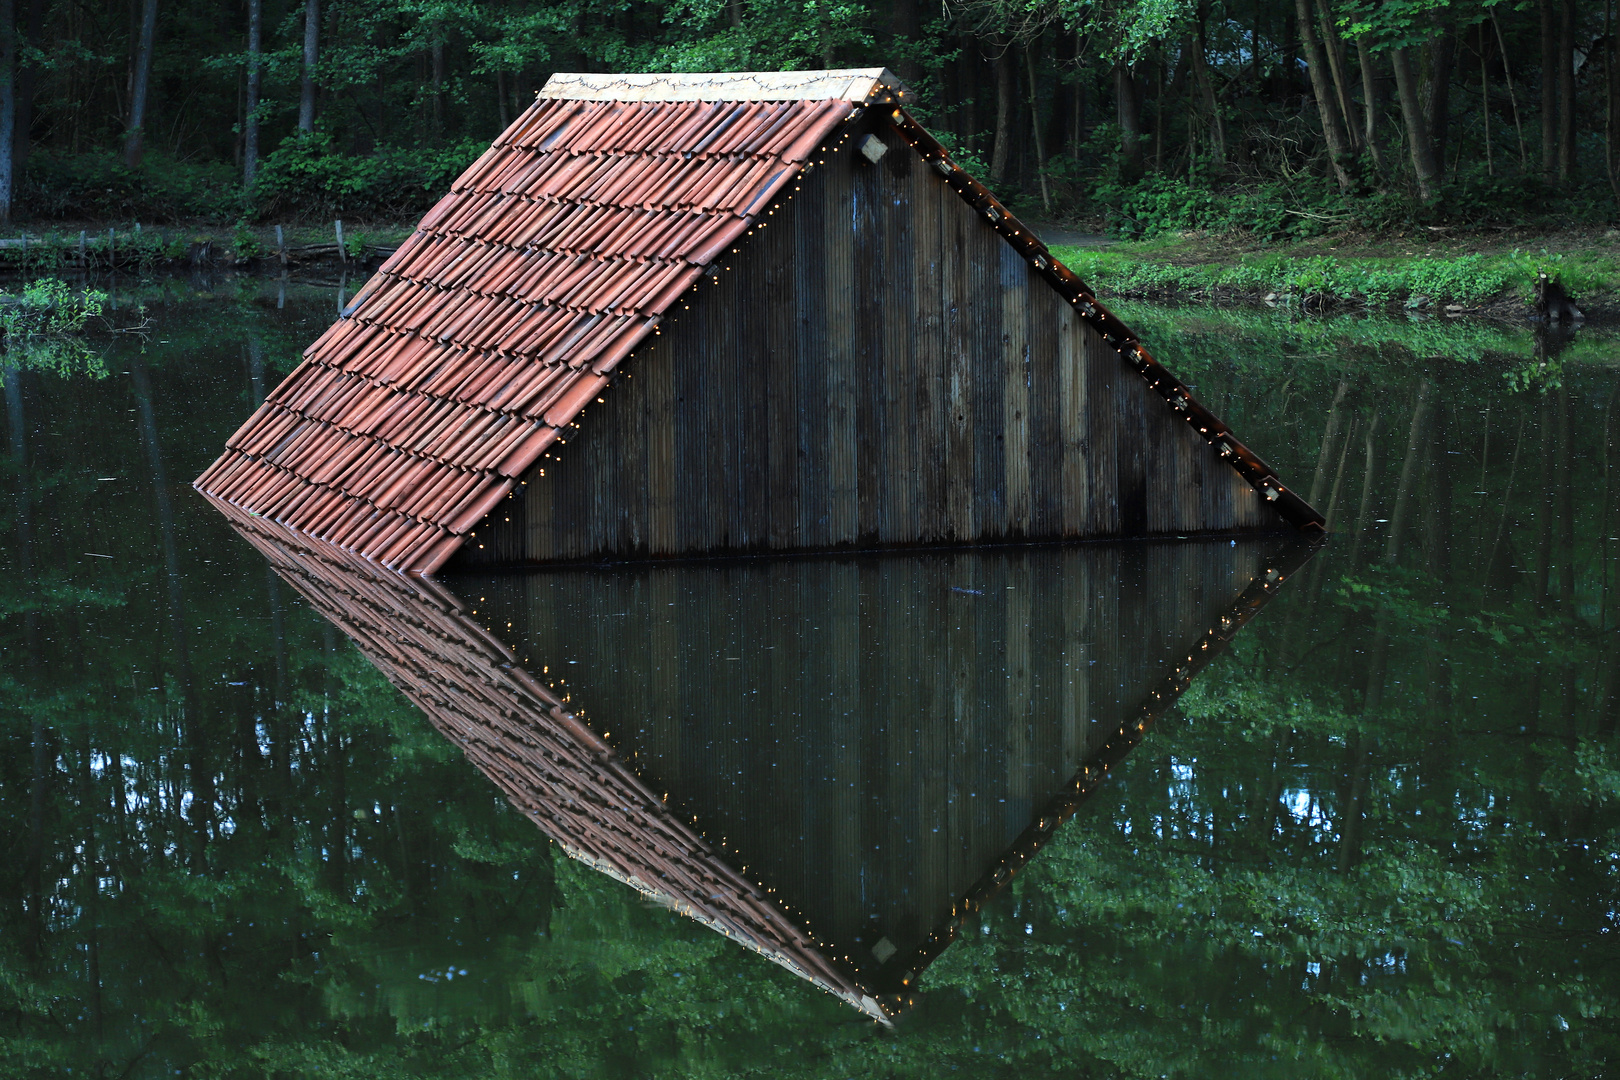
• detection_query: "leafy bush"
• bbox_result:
[232,224,265,259]
[21,150,242,223]
[251,132,484,221]
[1054,246,1527,308]
[1098,173,1424,242]
[1,278,107,337]
[0,278,110,382]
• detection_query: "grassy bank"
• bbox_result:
[0,222,414,274]
[1047,230,1620,317]
[7,218,1620,323]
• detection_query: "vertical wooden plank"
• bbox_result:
[766,186,802,550]
[645,339,678,554]
[1115,351,1148,536]
[796,155,830,548]
[1027,280,1063,536]
[524,444,557,560]
[824,147,860,546]
[1004,553,1032,810]
[912,163,947,544]
[706,257,738,553]
[943,197,974,541]
[968,229,1007,539]
[854,139,886,544]
[730,224,771,551]
[1002,254,1031,539]
[1082,325,1121,536]
[881,136,917,545]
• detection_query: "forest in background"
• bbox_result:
[5,0,1620,238]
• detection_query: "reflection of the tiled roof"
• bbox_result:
[210,496,891,1022]
[210,487,1315,1021]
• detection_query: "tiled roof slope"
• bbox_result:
[209,494,895,1023]
[195,73,887,574]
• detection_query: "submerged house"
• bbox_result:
[197,68,1325,1022]
[196,68,1320,573]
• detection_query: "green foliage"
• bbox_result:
[233,223,266,259]
[22,150,244,223]
[252,132,485,221]
[0,278,110,381]
[1055,245,1526,308]
[1,278,105,337]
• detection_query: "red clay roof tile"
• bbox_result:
[198,77,866,572]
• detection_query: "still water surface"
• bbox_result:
[1,277,1616,1077]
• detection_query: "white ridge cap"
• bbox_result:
[539,68,908,103]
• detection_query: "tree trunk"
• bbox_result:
[0,0,14,227]
[1485,408,1528,599]
[1194,0,1228,163]
[1543,0,1559,177]
[888,0,919,86]
[1426,22,1455,182]
[992,41,1015,185]
[1337,732,1373,872]
[1072,32,1085,157]
[1560,0,1578,182]
[1115,60,1143,180]
[1391,47,1442,200]
[1610,0,1620,199]
[298,0,319,133]
[6,366,48,955]
[1493,12,1530,167]
[1385,379,1431,565]
[952,32,965,151]
[1357,39,1388,172]
[1349,411,1383,568]
[1316,0,1361,151]
[1481,24,1494,174]
[1025,42,1051,211]
[123,0,158,167]
[1535,391,1555,608]
[1296,0,1355,189]
[1557,388,1575,608]
[1309,380,1351,507]
[131,357,210,858]
[14,0,39,170]
[243,0,261,186]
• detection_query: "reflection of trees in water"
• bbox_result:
[0,297,1616,1075]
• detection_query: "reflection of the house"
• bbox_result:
[212,496,1313,1024]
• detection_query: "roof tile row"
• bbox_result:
[197,91,857,573]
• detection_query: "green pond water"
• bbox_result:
[1,276,1617,1078]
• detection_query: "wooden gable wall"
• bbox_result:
[453,112,1284,567]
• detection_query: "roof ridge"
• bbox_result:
[539,69,909,104]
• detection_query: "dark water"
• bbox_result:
[2,278,1617,1077]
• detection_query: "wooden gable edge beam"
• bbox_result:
[880,106,1326,534]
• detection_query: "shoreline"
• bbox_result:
[5,221,1619,323]
[1044,225,1620,323]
